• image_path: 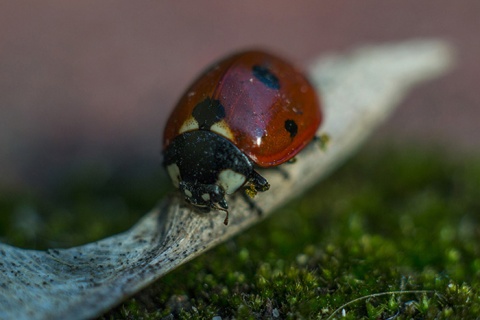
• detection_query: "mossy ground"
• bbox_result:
[1,146,480,319]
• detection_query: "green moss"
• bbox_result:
[2,146,480,319]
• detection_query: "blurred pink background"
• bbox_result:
[1,1,479,188]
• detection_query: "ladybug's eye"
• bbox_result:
[252,65,280,90]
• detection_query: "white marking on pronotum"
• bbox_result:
[201,193,210,201]
[179,117,199,134]
[166,163,181,188]
[218,169,246,194]
[210,120,235,141]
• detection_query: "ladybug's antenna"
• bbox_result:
[209,201,229,225]
[223,211,229,226]
[212,205,229,225]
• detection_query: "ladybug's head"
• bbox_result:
[163,130,251,213]
[179,180,228,211]
[163,130,269,224]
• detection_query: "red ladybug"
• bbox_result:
[163,50,323,224]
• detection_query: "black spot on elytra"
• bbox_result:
[192,97,226,129]
[284,119,298,138]
[252,65,280,90]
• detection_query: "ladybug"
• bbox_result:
[163,50,323,224]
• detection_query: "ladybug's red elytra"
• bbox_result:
[163,50,323,224]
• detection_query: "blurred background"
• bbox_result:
[1,1,479,190]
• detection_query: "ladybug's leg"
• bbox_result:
[313,133,330,151]
[271,166,290,179]
[240,191,263,216]
[244,170,270,198]
[238,170,269,216]
[287,158,297,164]
[210,203,229,225]
[214,198,229,225]
[251,170,270,191]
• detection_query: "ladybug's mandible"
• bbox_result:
[163,50,323,224]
